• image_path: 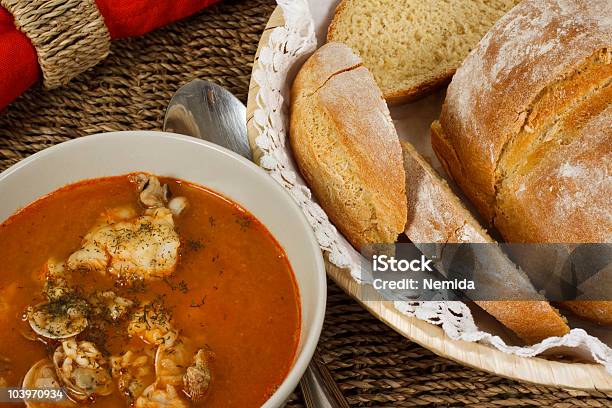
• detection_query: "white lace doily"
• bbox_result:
[250,0,612,373]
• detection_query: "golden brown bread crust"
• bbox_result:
[435,0,611,225]
[476,302,569,345]
[403,139,487,244]
[434,0,612,324]
[289,42,362,102]
[384,71,453,105]
[494,59,612,244]
[290,42,407,250]
[435,115,612,326]
[559,301,612,325]
[326,0,349,40]
[401,140,569,343]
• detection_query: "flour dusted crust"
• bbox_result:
[403,140,489,245]
[290,42,406,250]
[289,42,362,102]
[434,0,611,223]
[433,0,612,324]
[497,101,612,243]
[401,140,569,343]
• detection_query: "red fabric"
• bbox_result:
[97,0,219,38]
[0,8,38,111]
[0,0,220,111]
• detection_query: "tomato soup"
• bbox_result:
[0,174,300,407]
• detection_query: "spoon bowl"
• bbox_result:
[164,79,252,160]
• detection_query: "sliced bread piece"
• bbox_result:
[327,0,519,103]
[290,42,407,250]
[401,139,570,344]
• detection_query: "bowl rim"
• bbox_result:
[0,130,328,407]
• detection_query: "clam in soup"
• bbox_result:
[0,174,300,407]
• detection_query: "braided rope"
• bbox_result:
[1,0,110,89]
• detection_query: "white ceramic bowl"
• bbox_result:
[0,131,327,407]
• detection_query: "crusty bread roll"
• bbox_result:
[432,0,611,324]
[561,301,612,326]
[327,0,520,104]
[401,141,569,344]
[290,42,407,250]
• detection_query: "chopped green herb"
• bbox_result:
[189,296,206,308]
[187,239,203,251]
[235,214,252,231]
[178,280,189,294]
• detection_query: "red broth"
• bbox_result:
[0,174,300,407]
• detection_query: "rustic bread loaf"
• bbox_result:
[290,42,407,250]
[432,0,612,324]
[401,141,569,344]
[327,0,519,104]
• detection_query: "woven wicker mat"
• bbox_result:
[0,1,610,406]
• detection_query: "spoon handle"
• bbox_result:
[300,350,349,408]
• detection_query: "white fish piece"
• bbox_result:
[88,291,134,321]
[155,337,196,387]
[168,197,188,216]
[66,175,187,281]
[66,206,180,280]
[155,337,213,401]
[41,260,73,302]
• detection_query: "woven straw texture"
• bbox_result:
[1,0,110,89]
[0,0,610,406]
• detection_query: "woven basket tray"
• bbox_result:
[245,5,612,392]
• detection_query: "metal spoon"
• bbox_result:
[164,80,252,160]
[163,79,349,408]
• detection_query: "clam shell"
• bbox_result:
[27,301,88,340]
[154,337,196,387]
[22,359,74,407]
[53,342,114,401]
